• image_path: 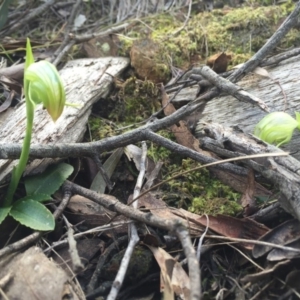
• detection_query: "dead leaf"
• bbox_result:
[240,169,257,216]
[74,14,86,30]
[0,63,25,82]
[66,195,128,232]
[0,37,44,51]
[267,237,300,261]
[174,210,269,250]
[90,148,123,193]
[241,260,291,283]
[161,88,202,152]
[286,270,300,291]
[207,52,232,73]
[233,64,271,79]
[147,245,190,300]
[252,219,300,258]
[137,192,202,236]
[0,90,14,113]
[124,144,156,179]
[253,66,271,78]
[1,75,22,94]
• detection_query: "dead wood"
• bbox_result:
[198,122,300,220]
[193,51,300,161]
[0,57,129,183]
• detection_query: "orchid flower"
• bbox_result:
[4,38,66,206]
[254,111,300,147]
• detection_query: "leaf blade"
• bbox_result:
[25,162,73,196]
[10,199,55,231]
[90,148,123,193]
[0,207,11,225]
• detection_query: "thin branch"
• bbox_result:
[86,235,129,294]
[51,0,82,66]
[229,1,300,83]
[0,100,250,178]
[51,40,76,66]
[172,0,192,36]
[0,0,60,37]
[107,142,147,300]
[69,23,129,43]
[43,220,131,254]
[0,100,206,158]
[62,215,84,273]
[192,66,269,111]
[64,180,201,300]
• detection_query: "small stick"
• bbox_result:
[106,142,147,300]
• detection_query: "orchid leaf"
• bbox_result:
[25,162,73,196]
[18,194,53,203]
[10,199,54,231]
[0,207,11,225]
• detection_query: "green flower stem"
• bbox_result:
[4,91,34,206]
[3,38,66,208]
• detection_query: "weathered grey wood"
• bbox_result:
[199,122,300,221]
[0,57,129,183]
[191,54,300,159]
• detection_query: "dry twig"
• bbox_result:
[64,180,201,300]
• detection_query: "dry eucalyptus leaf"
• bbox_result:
[241,260,291,283]
[147,245,190,300]
[252,219,300,258]
[90,148,123,193]
[267,237,300,261]
[207,52,232,73]
[253,66,271,78]
[124,144,156,178]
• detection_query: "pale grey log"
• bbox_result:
[199,122,300,220]
[0,57,130,183]
[192,54,300,160]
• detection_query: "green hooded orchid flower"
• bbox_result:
[26,60,65,121]
[254,111,300,147]
[4,38,66,207]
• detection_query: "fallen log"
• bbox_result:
[0,57,130,183]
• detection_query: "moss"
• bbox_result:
[118,2,296,69]
[157,158,241,214]
[88,2,296,215]
[147,130,176,164]
[88,78,162,139]
[190,192,241,215]
[102,246,154,283]
[190,197,241,215]
[88,117,117,140]
[110,77,161,123]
